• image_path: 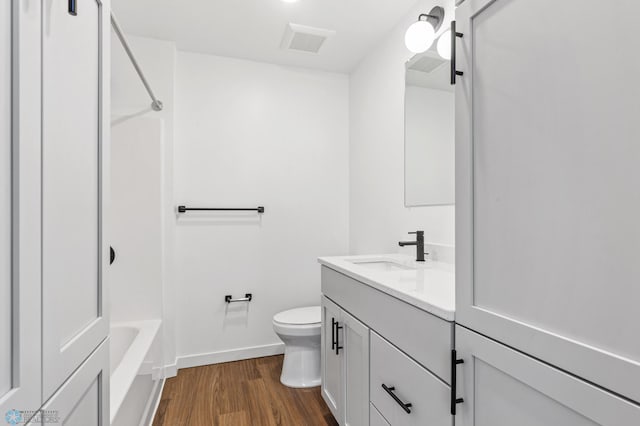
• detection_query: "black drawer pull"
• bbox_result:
[451,349,465,415]
[68,0,77,15]
[335,321,343,355]
[331,317,336,350]
[382,384,412,414]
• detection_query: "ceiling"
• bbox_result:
[111,0,420,73]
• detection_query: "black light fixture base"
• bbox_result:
[419,6,445,32]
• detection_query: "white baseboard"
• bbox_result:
[163,363,178,379]
[175,343,285,371]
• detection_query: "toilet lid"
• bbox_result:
[274,306,321,325]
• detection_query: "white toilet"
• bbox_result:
[273,306,322,388]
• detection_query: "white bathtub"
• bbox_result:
[110,320,162,425]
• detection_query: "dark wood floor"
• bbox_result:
[152,355,339,426]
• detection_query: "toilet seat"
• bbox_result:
[273,306,321,337]
[273,306,321,325]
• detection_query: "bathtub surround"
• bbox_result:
[110,34,177,423]
[349,0,455,254]
[111,34,178,378]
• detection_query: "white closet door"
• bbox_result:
[0,0,42,417]
[40,339,109,426]
[0,0,12,402]
[455,0,640,403]
[42,0,109,400]
[455,326,640,426]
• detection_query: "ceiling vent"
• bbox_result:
[281,23,335,54]
[407,52,447,74]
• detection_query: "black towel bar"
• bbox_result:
[178,206,264,214]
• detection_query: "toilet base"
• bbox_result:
[278,335,321,388]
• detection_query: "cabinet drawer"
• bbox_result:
[370,403,391,426]
[370,332,451,426]
[322,266,453,383]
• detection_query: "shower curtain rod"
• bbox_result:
[110,12,164,112]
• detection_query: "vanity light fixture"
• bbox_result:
[437,30,452,60]
[404,6,444,53]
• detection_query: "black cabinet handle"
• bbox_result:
[331,317,336,350]
[382,384,412,414]
[68,0,77,16]
[451,349,464,415]
[110,246,116,265]
[450,21,464,85]
[335,321,343,355]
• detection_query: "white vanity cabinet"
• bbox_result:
[321,296,370,426]
[320,262,455,426]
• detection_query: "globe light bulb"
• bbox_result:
[405,20,436,54]
[437,30,452,60]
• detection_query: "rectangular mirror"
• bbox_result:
[404,51,454,206]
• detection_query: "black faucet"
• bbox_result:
[399,231,426,262]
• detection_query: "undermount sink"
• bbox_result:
[318,254,455,320]
[349,259,413,271]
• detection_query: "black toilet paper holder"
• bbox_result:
[225,293,253,303]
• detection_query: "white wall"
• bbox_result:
[173,52,350,363]
[112,35,349,371]
[349,0,455,255]
[110,34,177,372]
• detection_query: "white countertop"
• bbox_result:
[318,254,455,321]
